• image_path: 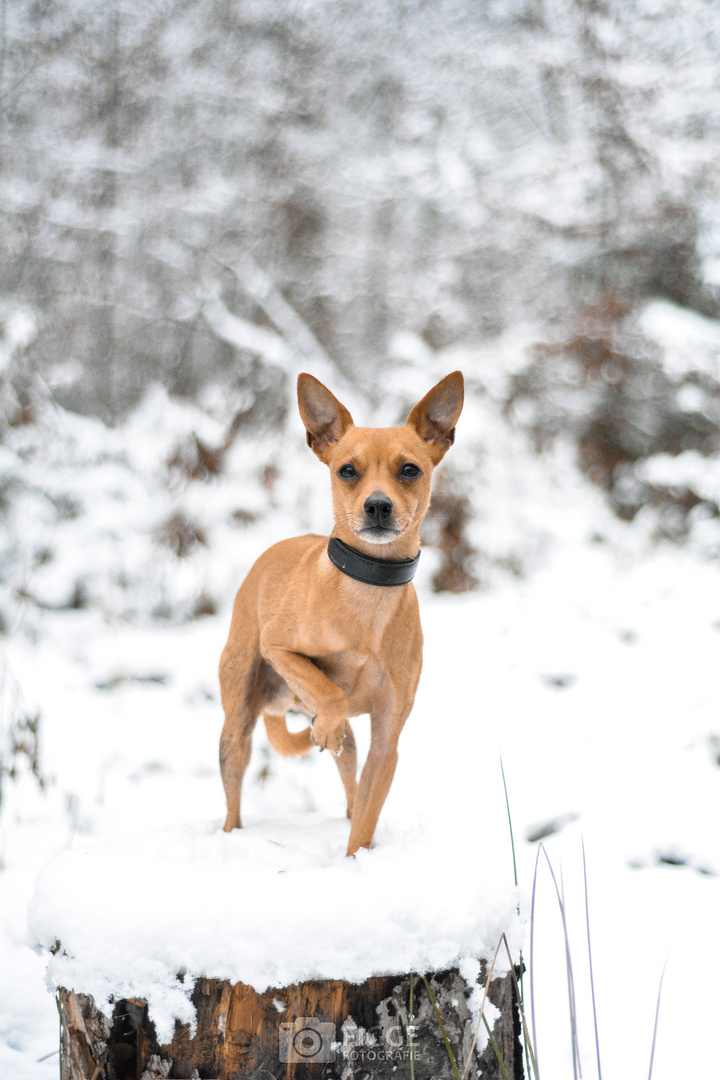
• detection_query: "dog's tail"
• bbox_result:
[263,713,314,757]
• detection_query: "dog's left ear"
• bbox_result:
[298,373,354,463]
[406,371,464,464]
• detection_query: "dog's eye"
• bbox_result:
[338,464,357,480]
[400,463,421,479]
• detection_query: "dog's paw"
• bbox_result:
[311,717,345,755]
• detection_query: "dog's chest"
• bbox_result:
[313,649,387,714]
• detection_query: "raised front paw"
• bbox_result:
[311,716,346,755]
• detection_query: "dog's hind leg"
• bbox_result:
[219,706,258,831]
[332,721,358,819]
[219,644,262,832]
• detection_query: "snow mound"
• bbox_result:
[29,818,521,1043]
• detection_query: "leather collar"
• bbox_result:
[327,536,420,587]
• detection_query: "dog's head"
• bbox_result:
[297,372,464,556]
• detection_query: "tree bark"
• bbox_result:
[58,963,524,1079]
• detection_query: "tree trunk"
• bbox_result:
[58,963,524,1079]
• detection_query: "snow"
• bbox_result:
[640,299,720,381]
[29,823,520,1044]
[0,311,36,373]
[1,367,720,1078]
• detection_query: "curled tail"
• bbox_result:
[263,713,313,757]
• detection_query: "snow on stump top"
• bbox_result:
[30,817,524,1078]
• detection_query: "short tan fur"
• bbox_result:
[219,371,464,855]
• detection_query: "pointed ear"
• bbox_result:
[406,371,464,464]
[297,374,354,462]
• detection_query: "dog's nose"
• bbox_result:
[364,494,393,522]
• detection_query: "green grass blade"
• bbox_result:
[647,959,667,1080]
[499,934,540,1080]
[461,932,540,1080]
[530,846,541,1078]
[422,975,462,1080]
[482,1014,511,1080]
[500,755,536,1077]
[461,935,504,1080]
[558,864,580,1080]
[500,753,519,895]
[409,971,415,1080]
[543,851,580,1080]
[582,840,602,1080]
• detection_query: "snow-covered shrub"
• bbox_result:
[506,296,720,554]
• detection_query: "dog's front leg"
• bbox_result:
[261,643,349,754]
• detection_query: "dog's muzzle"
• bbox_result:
[363,494,393,525]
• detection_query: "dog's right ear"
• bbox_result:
[297,374,354,462]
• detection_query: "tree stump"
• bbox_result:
[58,963,524,1079]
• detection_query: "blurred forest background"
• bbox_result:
[2,0,720,783]
[4,0,720,519]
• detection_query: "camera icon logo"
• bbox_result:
[279,1017,336,1063]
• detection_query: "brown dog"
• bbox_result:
[219,371,464,855]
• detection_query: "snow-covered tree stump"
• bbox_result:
[33,820,526,1080]
[58,964,523,1079]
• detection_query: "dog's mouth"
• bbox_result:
[357,524,403,545]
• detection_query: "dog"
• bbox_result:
[219,370,464,855]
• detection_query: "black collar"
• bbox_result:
[327,536,420,587]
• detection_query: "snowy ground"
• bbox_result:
[1,351,719,1079]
